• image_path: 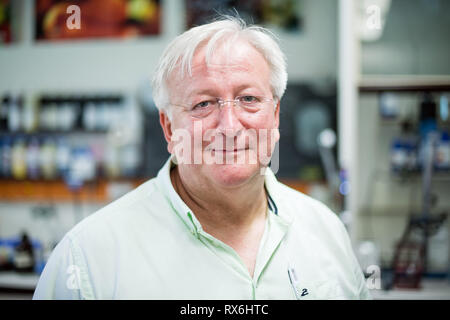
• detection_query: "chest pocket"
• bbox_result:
[289,278,317,300]
[292,279,348,300]
[315,280,348,300]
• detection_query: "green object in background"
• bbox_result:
[298,165,323,182]
[127,0,157,21]
[0,4,5,25]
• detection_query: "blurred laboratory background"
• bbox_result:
[0,0,449,299]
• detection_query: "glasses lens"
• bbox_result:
[188,96,273,118]
[239,95,263,106]
[191,99,218,118]
[237,96,272,112]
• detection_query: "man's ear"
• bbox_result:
[272,100,281,143]
[274,100,280,129]
[159,111,174,154]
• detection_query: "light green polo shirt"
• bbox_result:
[33,156,371,300]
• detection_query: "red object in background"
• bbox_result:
[0,0,12,43]
[391,213,447,289]
[0,23,11,43]
[392,241,425,289]
[35,0,161,41]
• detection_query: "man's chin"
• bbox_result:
[204,162,262,188]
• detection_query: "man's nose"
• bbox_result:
[217,102,243,137]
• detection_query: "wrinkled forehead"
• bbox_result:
[195,38,263,69]
[167,39,271,95]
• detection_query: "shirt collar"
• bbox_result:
[156,156,293,236]
[262,165,294,225]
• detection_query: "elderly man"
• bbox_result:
[34,17,370,300]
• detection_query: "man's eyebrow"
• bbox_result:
[234,84,263,92]
[187,89,218,97]
[187,84,264,98]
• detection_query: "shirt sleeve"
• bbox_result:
[32,235,95,300]
[350,247,373,300]
[337,220,373,300]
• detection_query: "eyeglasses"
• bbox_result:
[171,95,276,119]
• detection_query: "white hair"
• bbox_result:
[151,16,288,117]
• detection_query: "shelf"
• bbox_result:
[371,170,450,182]
[0,129,109,135]
[0,178,322,203]
[0,271,39,292]
[0,178,148,203]
[359,207,448,217]
[359,75,450,93]
[279,179,326,195]
[370,278,450,300]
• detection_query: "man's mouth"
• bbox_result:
[212,148,247,152]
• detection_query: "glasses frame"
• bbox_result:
[170,95,277,119]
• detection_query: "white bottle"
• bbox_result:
[83,102,97,131]
[11,137,27,180]
[56,138,71,177]
[40,138,57,179]
[26,137,40,179]
[7,95,21,132]
[22,98,37,133]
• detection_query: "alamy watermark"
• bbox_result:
[66,264,81,290]
[366,5,381,30]
[365,265,381,290]
[66,5,81,30]
[170,123,280,175]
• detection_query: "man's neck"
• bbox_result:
[170,165,268,234]
[170,165,268,278]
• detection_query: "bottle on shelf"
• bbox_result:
[418,93,438,170]
[0,92,137,182]
[11,136,27,180]
[39,102,50,131]
[390,120,418,173]
[59,101,78,131]
[65,146,96,190]
[97,101,108,131]
[7,94,21,132]
[26,136,41,180]
[0,94,10,130]
[40,137,57,180]
[435,131,450,171]
[56,137,71,178]
[47,103,59,131]
[83,102,97,131]
[13,232,35,273]
[0,135,12,178]
[22,96,37,133]
[0,238,15,271]
[32,239,45,274]
[104,142,120,178]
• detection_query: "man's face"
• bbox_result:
[160,39,280,188]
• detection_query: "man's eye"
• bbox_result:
[239,96,259,103]
[193,101,212,109]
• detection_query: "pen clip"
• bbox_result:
[288,266,301,300]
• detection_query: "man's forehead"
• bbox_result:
[193,40,264,71]
[189,60,250,77]
[169,40,269,85]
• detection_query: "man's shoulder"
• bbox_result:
[275,180,343,228]
[65,177,166,241]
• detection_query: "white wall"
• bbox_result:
[361,0,450,75]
